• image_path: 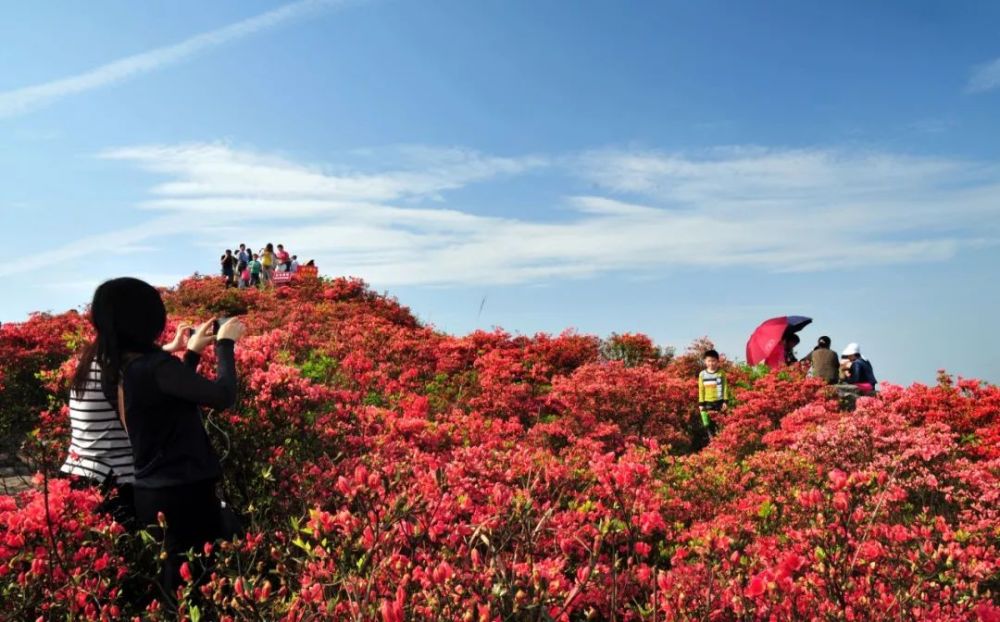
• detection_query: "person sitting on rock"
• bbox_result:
[841,342,877,394]
[809,336,840,384]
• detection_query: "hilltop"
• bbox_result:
[0,276,998,620]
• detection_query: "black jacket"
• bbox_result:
[121,340,237,488]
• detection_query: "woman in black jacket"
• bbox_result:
[86,277,245,600]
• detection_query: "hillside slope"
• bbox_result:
[1,276,998,620]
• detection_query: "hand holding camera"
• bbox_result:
[163,322,195,353]
[187,317,247,354]
[216,317,247,342]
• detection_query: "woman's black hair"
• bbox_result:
[71,278,167,400]
[265,243,274,253]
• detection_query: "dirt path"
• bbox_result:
[0,452,32,494]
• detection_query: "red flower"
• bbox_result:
[745,572,768,598]
[828,468,848,491]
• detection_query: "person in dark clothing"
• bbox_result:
[809,336,840,384]
[220,250,237,288]
[65,321,194,530]
[84,277,246,605]
[840,342,877,394]
[784,333,800,365]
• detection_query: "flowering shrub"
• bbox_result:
[0,312,88,455]
[548,361,695,450]
[0,475,130,621]
[1,276,998,620]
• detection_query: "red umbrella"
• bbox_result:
[746,316,812,370]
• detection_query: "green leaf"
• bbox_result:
[292,536,311,554]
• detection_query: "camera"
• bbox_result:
[213,317,232,334]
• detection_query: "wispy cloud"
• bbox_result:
[0,0,349,119]
[13,142,1000,285]
[0,215,189,278]
[99,143,548,204]
[33,272,189,293]
[967,57,1000,93]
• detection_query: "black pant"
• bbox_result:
[134,480,222,601]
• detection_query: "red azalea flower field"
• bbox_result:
[1,276,998,621]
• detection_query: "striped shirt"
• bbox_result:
[698,369,729,407]
[60,361,135,484]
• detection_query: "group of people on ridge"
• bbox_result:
[695,337,878,446]
[221,242,312,288]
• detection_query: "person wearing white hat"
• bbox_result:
[840,342,877,394]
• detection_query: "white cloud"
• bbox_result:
[13,143,1000,287]
[99,143,548,203]
[33,272,189,293]
[967,57,1000,93]
[0,0,349,119]
[0,215,191,278]
[579,148,1000,229]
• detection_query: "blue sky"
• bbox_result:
[2,0,999,385]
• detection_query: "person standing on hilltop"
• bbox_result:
[238,262,250,289]
[276,244,291,272]
[261,243,276,285]
[809,336,840,384]
[236,244,249,288]
[248,253,263,287]
[696,349,728,449]
[220,250,237,288]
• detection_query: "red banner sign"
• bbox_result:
[272,265,318,285]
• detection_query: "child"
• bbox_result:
[697,349,729,440]
[249,253,263,287]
